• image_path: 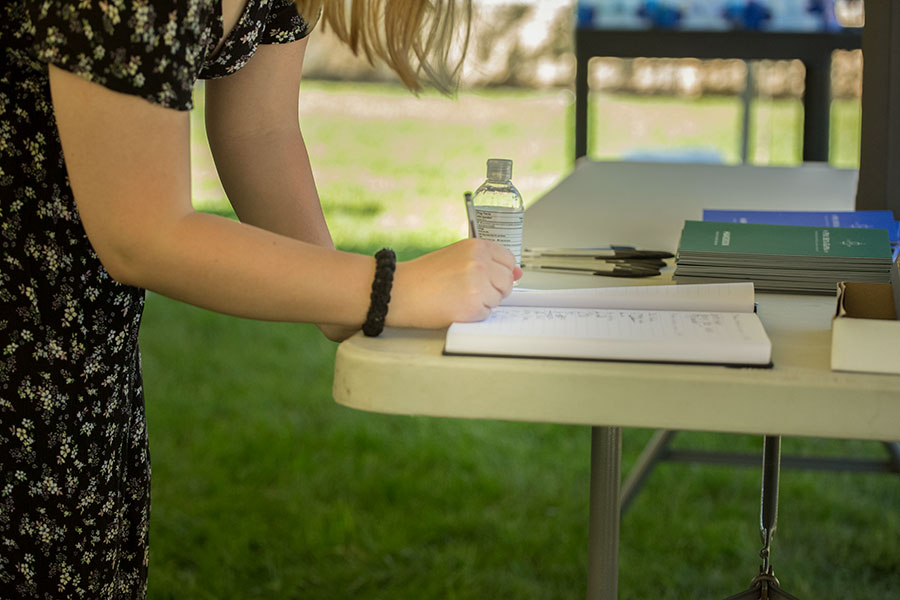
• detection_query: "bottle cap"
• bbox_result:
[486,158,513,182]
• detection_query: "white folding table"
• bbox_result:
[333,160,900,599]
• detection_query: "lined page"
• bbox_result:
[501,282,755,313]
[445,306,771,365]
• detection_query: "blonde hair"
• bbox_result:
[295,0,472,94]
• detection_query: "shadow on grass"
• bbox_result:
[334,241,440,261]
[199,203,382,219]
[321,199,383,218]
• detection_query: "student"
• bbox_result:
[0,0,520,596]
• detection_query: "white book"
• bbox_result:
[444,282,772,366]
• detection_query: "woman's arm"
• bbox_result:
[49,65,517,331]
[204,38,332,250]
[204,38,349,339]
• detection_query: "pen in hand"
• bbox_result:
[464,191,477,239]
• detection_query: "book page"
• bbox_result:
[501,282,755,313]
[446,306,771,365]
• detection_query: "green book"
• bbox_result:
[677,221,892,261]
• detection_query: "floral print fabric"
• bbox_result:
[0,1,312,597]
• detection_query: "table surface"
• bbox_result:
[333,161,900,443]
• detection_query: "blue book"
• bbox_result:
[702,210,900,244]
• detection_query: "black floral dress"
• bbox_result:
[0,1,313,597]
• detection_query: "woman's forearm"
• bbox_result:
[111,210,518,331]
[113,210,373,326]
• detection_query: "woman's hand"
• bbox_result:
[387,239,523,329]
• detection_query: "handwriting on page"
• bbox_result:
[463,307,759,342]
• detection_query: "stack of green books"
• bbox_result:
[673,221,894,294]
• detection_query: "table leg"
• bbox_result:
[587,426,622,600]
[802,55,832,163]
[574,28,590,161]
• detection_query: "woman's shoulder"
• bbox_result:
[25,0,222,110]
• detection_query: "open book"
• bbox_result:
[444,282,772,366]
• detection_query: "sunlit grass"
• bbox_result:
[192,81,861,255]
[190,81,574,251]
[588,92,861,167]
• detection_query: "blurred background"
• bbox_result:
[143,1,898,598]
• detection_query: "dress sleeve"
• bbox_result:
[260,0,318,45]
[26,0,217,111]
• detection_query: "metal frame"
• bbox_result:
[620,430,900,514]
[722,436,802,600]
[856,0,900,213]
[574,28,862,162]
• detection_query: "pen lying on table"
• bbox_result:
[522,264,661,278]
[522,249,669,274]
[521,244,672,277]
[521,246,671,277]
[524,247,674,260]
[531,256,668,268]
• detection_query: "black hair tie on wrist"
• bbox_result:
[362,248,396,337]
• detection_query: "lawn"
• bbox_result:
[140,80,898,599]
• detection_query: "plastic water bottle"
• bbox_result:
[472,158,524,266]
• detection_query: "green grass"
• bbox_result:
[191,81,863,246]
[190,81,573,250]
[142,80,896,599]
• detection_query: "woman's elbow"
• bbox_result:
[91,240,147,288]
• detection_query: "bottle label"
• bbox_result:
[474,207,524,264]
